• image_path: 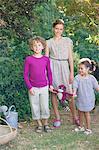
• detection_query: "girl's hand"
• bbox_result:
[69,73,74,84]
[73,93,77,98]
[72,91,77,98]
[29,87,35,95]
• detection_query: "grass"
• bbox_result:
[0,107,99,150]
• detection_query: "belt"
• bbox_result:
[50,56,68,61]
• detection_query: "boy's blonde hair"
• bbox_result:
[29,36,46,50]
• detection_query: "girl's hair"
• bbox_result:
[29,36,46,50]
[53,19,64,28]
[79,58,96,72]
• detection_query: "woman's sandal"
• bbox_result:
[35,126,43,133]
[73,118,80,126]
[44,125,52,133]
[53,119,61,128]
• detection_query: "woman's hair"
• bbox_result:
[53,19,64,28]
[79,58,96,72]
[29,36,46,50]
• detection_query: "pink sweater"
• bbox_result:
[24,55,52,89]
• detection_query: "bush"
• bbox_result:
[0,40,32,120]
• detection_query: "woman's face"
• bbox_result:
[53,24,64,37]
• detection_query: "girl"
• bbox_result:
[73,58,99,135]
[24,36,54,133]
[45,19,79,127]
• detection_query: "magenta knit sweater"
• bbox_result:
[24,55,52,89]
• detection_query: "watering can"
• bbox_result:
[0,105,8,113]
[0,105,18,129]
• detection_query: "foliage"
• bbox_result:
[0,0,47,39]
[73,29,99,62]
[56,0,98,33]
[56,0,99,58]
[0,57,31,120]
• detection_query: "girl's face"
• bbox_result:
[78,64,89,76]
[32,41,44,54]
[53,24,64,37]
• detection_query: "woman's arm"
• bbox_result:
[68,42,74,84]
[45,43,50,57]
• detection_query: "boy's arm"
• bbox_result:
[46,58,55,92]
[23,58,32,90]
[46,58,52,86]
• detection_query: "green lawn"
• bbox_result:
[0,108,99,150]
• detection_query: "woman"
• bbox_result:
[45,19,79,127]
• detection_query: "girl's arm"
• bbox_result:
[92,76,99,92]
[68,41,74,84]
[73,75,79,97]
[95,87,99,92]
[73,89,77,97]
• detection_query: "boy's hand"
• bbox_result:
[49,85,56,93]
[29,87,35,95]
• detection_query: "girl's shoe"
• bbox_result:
[53,119,61,128]
[35,126,43,133]
[84,129,92,135]
[74,126,85,132]
[44,125,52,133]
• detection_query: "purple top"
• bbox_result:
[24,55,52,89]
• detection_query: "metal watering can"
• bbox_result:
[0,105,8,113]
[1,105,18,129]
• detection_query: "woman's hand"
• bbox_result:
[29,87,35,95]
[69,73,74,84]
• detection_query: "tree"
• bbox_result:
[56,0,99,45]
[0,0,47,38]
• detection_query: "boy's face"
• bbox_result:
[31,40,44,54]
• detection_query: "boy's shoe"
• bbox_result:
[44,125,52,133]
[74,126,85,132]
[53,119,61,128]
[35,126,43,133]
[84,129,92,135]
